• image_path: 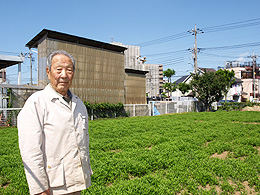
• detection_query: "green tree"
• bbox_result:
[163,69,175,83]
[161,92,167,99]
[190,71,223,111]
[162,82,177,98]
[163,69,176,97]
[215,69,235,102]
[178,83,191,96]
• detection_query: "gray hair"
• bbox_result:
[47,50,75,70]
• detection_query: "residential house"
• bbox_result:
[225,61,259,101]
[172,68,216,97]
[226,77,243,102]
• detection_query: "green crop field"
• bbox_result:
[1,111,260,194]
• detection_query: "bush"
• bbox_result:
[1,111,260,194]
[84,102,129,119]
[218,102,260,111]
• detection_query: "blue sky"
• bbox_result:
[1,0,260,84]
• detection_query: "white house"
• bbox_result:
[172,67,244,102]
[172,68,216,97]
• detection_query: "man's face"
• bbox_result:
[46,54,74,96]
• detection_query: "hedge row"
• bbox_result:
[84,102,129,119]
[218,101,260,111]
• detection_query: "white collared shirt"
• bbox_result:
[18,84,92,195]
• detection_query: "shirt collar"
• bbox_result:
[48,84,72,101]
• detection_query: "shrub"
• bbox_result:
[218,102,260,111]
[2,111,260,194]
[84,102,129,119]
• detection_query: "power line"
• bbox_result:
[143,49,187,57]
[136,17,260,47]
[0,50,20,55]
[150,55,184,62]
[200,52,246,59]
[200,41,260,51]
[136,32,190,47]
[158,59,185,65]
[202,17,260,33]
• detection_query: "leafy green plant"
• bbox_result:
[163,68,177,97]
[178,82,191,96]
[1,111,260,194]
[84,102,129,119]
[190,69,235,111]
[218,102,260,111]
[5,88,19,126]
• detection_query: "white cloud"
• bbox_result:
[236,52,249,63]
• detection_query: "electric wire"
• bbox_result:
[200,41,260,51]
[0,51,20,55]
[199,52,247,59]
[143,49,187,57]
[136,17,260,48]
[202,17,260,33]
[141,20,258,48]
[136,32,190,47]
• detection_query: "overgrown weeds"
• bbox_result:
[1,111,260,194]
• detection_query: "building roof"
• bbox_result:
[233,77,243,84]
[0,83,43,90]
[125,68,149,75]
[175,75,189,85]
[175,68,217,85]
[0,55,24,69]
[198,67,216,73]
[26,29,127,53]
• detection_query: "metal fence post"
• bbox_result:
[91,109,94,120]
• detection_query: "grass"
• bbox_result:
[1,111,260,194]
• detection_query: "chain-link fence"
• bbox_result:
[1,100,202,126]
[124,100,202,117]
[0,108,22,127]
[151,101,194,115]
[124,104,151,117]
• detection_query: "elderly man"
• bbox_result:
[18,50,92,195]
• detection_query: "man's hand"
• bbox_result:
[35,189,50,195]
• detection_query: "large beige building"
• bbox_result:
[111,42,163,99]
[26,29,147,104]
[111,42,145,71]
[144,64,163,98]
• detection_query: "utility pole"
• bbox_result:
[28,49,33,85]
[20,50,35,85]
[188,24,203,74]
[248,53,258,99]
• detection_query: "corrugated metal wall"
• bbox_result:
[38,38,125,104]
[38,37,48,87]
[125,72,146,104]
